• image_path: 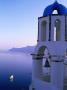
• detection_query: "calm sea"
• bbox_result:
[0,52,32,90]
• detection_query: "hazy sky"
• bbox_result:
[0,0,67,50]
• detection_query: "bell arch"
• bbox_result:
[36,46,51,82]
[41,21,46,41]
[37,46,50,67]
[52,10,58,14]
[54,19,61,41]
[65,25,67,41]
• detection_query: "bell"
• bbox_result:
[44,58,50,67]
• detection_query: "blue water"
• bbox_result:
[0,52,32,90]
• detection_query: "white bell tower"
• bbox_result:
[29,1,67,90]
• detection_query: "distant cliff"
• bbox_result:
[9,46,35,54]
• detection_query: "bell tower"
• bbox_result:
[29,1,67,90]
[38,1,67,56]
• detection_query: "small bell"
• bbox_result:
[44,58,50,67]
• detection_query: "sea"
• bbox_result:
[0,52,32,90]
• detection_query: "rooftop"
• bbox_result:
[43,1,67,16]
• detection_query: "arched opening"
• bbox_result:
[54,19,61,41]
[65,29,67,41]
[64,49,67,89]
[37,46,51,82]
[52,10,58,14]
[41,21,46,41]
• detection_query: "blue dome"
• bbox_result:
[43,1,67,16]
